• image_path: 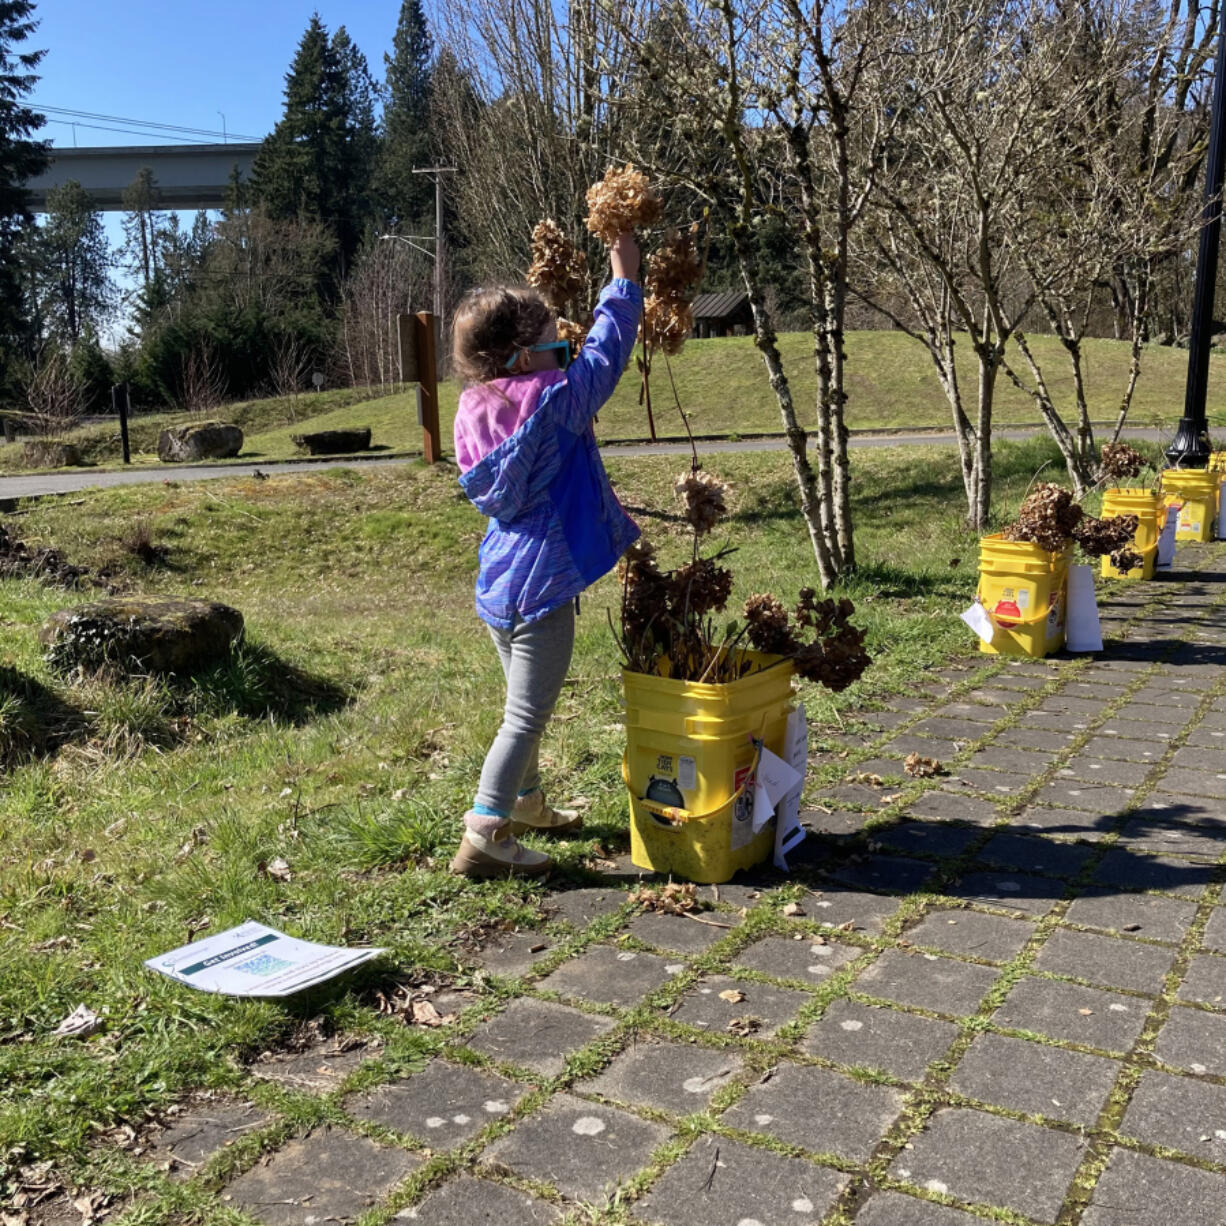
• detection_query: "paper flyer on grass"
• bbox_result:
[145,921,384,998]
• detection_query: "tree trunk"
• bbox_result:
[973,347,995,532]
[733,229,838,588]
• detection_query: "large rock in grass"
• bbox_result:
[40,597,244,676]
[23,440,85,469]
[158,421,243,462]
[292,427,372,455]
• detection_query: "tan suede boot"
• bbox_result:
[449,823,552,879]
[509,789,583,836]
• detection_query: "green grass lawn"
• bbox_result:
[7,332,1224,474]
[245,332,1226,461]
[0,435,1172,1214]
[0,385,384,474]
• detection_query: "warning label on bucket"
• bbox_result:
[678,756,697,791]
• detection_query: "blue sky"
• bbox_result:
[30,0,416,151]
[28,0,425,328]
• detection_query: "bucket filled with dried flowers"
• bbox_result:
[1099,444,1160,580]
[614,469,870,882]
[977,482,1140,657]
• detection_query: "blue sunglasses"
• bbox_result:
[505,340,572,372]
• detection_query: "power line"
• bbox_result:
[38,104,263,143]
[43,119,216,145]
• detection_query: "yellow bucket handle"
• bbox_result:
[622,725,768,827]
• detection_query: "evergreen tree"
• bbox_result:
[120,166,164,291]
[252,13,377,282]
[36,178,115,343]
[67,321,112,411]
[0,0,49,384]
[332,25,379,250]
[376,0,434,228]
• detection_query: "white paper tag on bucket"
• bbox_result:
[1157,504,1179,568]
[678,755,697,792]
[752,746,802,833]
[1065,564,1103,652]
[961,600,995,645]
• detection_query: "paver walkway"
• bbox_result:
[136,543,1226,1224]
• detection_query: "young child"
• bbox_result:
[449,232,643,878]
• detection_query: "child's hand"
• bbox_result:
[610,231,641,283]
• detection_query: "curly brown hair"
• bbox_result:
[452,286,553,384]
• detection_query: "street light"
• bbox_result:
[379,233,436,260]
[1168,0,1226,467]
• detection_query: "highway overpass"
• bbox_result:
[24,142,262,212]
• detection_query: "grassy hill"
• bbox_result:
[223,331,1226,463]
[6,330,1225,472]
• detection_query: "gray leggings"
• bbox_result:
[475,602,576,816]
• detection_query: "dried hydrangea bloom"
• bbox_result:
[642,294,693,356]
[647,227,703,300]
[1110,546,1144,572]
[793,624,871,692]
[526,218,588,312]
[641,227,703,357]
[1071,513,1139,557]
[667,557,734,616]
[585,164,662,244]
[1099,442,1147,482]
[674,470,729,535]
[556,315,592,351]
[744,592,799,655]
[620,540,669,647]
[1001,483,1084,552]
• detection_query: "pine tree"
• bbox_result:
[36,178,115,343]
[120,166,164,290]
[376,0,434,228]
[0,0,49,378]
[252,13,377,282]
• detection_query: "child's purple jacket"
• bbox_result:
[454,278,643,630]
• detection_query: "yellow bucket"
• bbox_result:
[976,534,1071,658]
[1160,469,1217,542]
[1100,488,1160,580]
[1210,453,1226,536]
[623,651,793,882]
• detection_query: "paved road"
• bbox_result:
[0,426,1166,501]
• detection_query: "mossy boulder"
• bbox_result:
[40,597,244,676]
[157,422,243,462]
[23,440,85,469]
[292,427,372,455]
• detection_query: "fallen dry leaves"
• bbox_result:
[904,753,945,778]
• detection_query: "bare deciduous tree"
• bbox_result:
[268,332,313,418]
[24,345,83,437]
[338,237,431,391]
[611,0,896,585]
[178,343,227,418]
[859,0,1213,518]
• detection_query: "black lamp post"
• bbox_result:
[1168,0,1226,468]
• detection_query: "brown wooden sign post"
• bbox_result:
[396,310,442,464]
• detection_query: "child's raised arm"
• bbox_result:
[550,233,643,432]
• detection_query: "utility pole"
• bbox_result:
[1169,0,1226,467]
[412,167,456,357]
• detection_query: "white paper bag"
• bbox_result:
[961,600,995,645]
[751,744,803,833]
[1065,563,1103,652]
[1156,504,1179,568]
